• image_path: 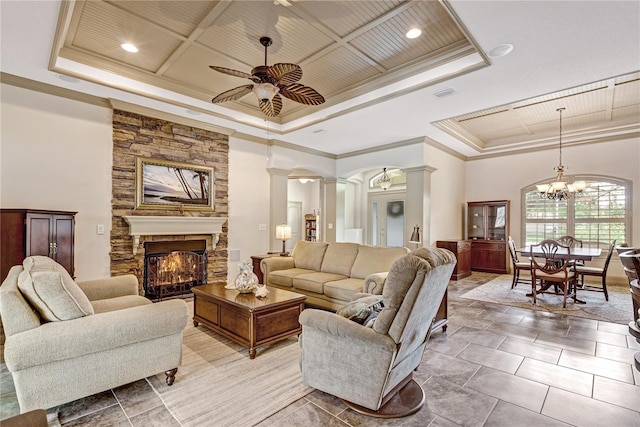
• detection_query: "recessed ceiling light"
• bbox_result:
[487,43,514,58]
[433,88,456,98]
[406,28,422,39]
[121,43,138,53]
[312,129,326,134]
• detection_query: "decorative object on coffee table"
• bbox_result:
[255,284,270,298]
[226,259,259,293]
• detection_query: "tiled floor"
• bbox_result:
[2,272,639,426]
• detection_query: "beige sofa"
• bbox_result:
[0,256,189,413]
[261,241,410,311]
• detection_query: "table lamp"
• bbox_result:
[409,225,421,248]
[276,224,292,256]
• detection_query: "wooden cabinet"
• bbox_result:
[1,209,76,280]
[436,240,472,280]
[467,201,509,274]
[305,214,317,242]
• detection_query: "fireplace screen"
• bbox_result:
[143,240,207,300]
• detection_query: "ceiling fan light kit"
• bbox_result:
[210,36,325,117]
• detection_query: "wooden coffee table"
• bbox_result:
[192,284,306,359]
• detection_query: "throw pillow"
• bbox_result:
[337,295,384,326]
[18,256,94,322]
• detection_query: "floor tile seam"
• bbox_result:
[532,337,597,356]
[56,391,121,425]
[110,388,134,427]
[513,362,595,399]
[555,358,636,386]
[560,346,636,368]
[543,384,640,419]
[307,399,352,426]
[144,377,184,427]
[591,375,640,413]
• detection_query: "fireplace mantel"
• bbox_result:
[123,216,228,255]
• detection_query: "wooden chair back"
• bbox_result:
[557,235,583,248]
[530,239,572,275]
[619,249,640,283]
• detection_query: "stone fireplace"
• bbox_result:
[110,109,229,292]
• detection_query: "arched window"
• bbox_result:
[522,176,631,248]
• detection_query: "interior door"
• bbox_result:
[369,192,405,247]
[287,201,302,253]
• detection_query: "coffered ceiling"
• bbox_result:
[2,1,639,157]
[56,0,486,123]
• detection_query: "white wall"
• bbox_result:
[227,135,271,278]
[0,84,113,280]
[465,137,640,281]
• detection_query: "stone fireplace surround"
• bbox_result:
[110,110,229,293]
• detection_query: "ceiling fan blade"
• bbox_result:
[279,83,325,105]
[267,63,302,85]
[209,66,259,82]
[259,94,283,117]
[211,85,254,103]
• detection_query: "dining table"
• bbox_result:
[516,246,602,261]
[516,246,602,304]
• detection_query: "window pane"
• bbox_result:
[525,222,568,245]
[575,222,626,248]
[525,192,568,219]
[575,182,626,219]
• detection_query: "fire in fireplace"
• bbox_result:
[143,240,207,300]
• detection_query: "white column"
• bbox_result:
[405,165,437,247]
[323,178,337,243]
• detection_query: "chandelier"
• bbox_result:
[375,168,392,190]
[536,108,586,200]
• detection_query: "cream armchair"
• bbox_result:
[299,247,456,417]
[0,256,189,413]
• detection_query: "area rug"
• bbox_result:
[460,275,632,324]
[147,307,313,427]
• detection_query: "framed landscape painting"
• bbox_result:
[136,158,214,211]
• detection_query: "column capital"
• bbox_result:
[266,167,292,177]
[404,165,438,174]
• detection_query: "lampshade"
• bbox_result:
[276,224,292,240]
[252,83,280,102]
[409,225,421,243]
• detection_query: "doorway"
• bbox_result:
[369,192,405,247]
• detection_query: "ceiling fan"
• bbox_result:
[209,36,325,117]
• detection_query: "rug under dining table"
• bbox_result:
[459,274,632,324]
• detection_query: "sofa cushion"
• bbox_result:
[91,295,152,314]
[324,278,366,302]
[292,241,328,271]
[350,246,409,279]
[18,256,94,322]
[293,272,347,293]
[269,268,316,288]
[320,243,359,276]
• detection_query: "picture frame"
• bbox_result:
[136,157,214,211]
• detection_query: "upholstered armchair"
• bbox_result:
[0,256,189,413]
[298,247,456,417]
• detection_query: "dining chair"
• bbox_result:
[624,253,640,371]
[530,240,578,308]
[618,247,639,284]
[508,236,531,289]
[573,240,616,301]
[557,235,583,249]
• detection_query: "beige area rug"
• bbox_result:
[460,275,632,324]
[147,305,313,427]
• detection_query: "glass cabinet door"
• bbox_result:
[487,205,506,240]
[468,205,485,240]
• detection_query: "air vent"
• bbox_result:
[433,88,456,98]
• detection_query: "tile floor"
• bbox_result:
[2,272,639,426]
